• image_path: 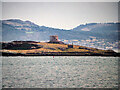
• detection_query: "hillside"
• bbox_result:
[2,19,119,41]
[72,23,119,40]
[1,41,118,56]
[1,19,120,51]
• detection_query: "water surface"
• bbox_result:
[2,56,118,88]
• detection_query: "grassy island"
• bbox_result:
[0,41,119,56]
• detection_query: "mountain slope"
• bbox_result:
[1,19,119,51]
[2,19,90,41]
[72,23,119,40]
[2,19,119,41]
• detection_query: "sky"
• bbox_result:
[2,2,118,29]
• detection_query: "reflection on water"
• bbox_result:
[2,56,118,88]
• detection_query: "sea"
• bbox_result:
[1,56,119,88]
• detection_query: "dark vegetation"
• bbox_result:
[1,41,42,50]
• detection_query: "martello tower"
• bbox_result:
[50,35,58,42]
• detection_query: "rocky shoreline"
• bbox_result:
[2,51,119,57]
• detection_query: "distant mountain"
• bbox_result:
[72,23,119,40]
[1,19,119,42]
[1,19,88,41]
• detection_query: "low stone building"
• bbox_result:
[49,35,64,44]
[50,35,58,42]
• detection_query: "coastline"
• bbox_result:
[1,41,119,57]
[2,52,120,57]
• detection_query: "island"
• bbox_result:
[0,36,119,56]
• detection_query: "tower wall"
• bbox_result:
[50,35,58,42]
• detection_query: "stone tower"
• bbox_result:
[50,35,58,42]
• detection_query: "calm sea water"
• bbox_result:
[2,56,118,88]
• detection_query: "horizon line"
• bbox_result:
[1,18,119,30]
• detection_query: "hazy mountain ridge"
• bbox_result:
[73,23,119,31]
[72,23,119,40]
[1,19,119,51]
[2,19,89,41]
[2,19,119,41]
